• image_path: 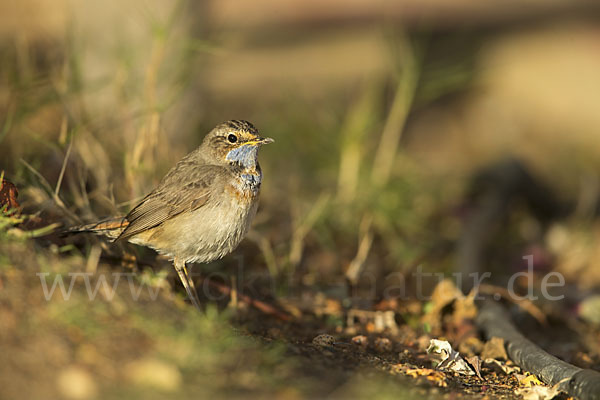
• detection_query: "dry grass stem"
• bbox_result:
[345,214,374,285]
[289,192,331,268]
[371,39,419,186]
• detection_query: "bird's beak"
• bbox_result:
[245,137,274,146]
[259,137,275,145]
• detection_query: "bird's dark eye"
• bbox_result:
[227,134,238,143]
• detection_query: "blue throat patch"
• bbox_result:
[226,144,259,169]
[226,144,262,192]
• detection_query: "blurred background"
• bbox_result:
[2,0,600,398]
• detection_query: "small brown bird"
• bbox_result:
[67,120,273,310]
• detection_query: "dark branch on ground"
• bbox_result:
[476,297,600,400]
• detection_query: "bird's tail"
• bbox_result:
[63,217,129,241]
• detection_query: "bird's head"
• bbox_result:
[201,120,273,169]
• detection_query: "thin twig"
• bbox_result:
[202,277,291,321]
[20,159,81,223]
[55,137,73,198]
[477,284,547,326]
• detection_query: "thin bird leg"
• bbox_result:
[183,264,202,308]
[173,259,202,311]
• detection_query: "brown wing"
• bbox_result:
[117,163,224,241]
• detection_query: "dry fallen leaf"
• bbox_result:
[404,367,448,387]
[458,336,484,357]
[517,373,544,388]
[427,339,475,376]
[483,358,521,375]
[515,383,562,400]
[465,355,483,379]
[481,337,508,361]
[0,179,20,215]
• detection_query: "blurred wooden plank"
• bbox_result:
[209,0,600,30]
[0,0,68,37]
[203,27,392,97]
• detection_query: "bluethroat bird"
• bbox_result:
[66,120,273,310]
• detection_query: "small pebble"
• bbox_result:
[125,358,182,392]
[312,334,336,347]
[352,335,369,347]
[415,335,432,352]
[57,366,97,400]
[374,337,393,353]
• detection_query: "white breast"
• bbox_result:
[139,186,259,264]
